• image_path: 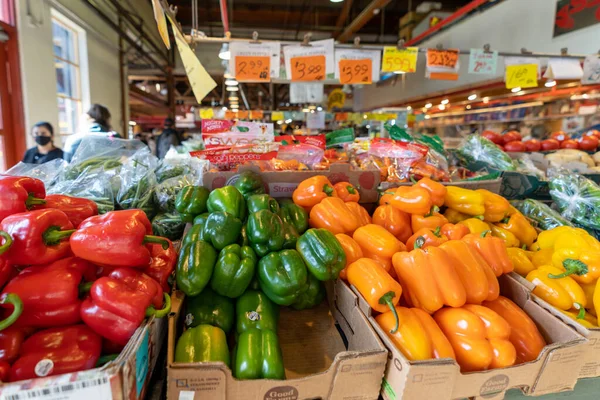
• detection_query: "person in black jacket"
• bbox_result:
[22,122,64,164]
[155,117,180,159]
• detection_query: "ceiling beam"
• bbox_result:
[336,0,392,43]
[333,0,354,38]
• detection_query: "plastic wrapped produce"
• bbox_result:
[457,135,516,172]
[152,212,186,240]
[154,174,196,212]
[5,159,67,187]
[549,171,600,230]
[511,199,573,231]
[116,150,159,219]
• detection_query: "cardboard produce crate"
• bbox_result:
[0,315,167,400]
[167,279,388,400]
[202,164,381,203]
[379,178,503,194]
[353,274,586,400]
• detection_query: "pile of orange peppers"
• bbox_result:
[292,176,548,372]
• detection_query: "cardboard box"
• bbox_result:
[0,316,167,400]
[166,279,388,400]
[202,164,381,203]
[353,274,586,400]
[379,178,503,194]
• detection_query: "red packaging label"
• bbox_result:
[275,134,326,149]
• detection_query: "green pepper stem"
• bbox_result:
[323,184,334,196]
[0,231,12,255]
[379,291,399,334]
[25,193,46,208]
[95,354,119,367]
[0,293,23,331]
[548,259,588,279]
[480,230,491,238]
[143,235,170,250]
[414,236,425,249]
[146,293,171,318]
[433,226,442,238]
[42,227,76,246]
[347,185,356,194]
[576,304,586,320]
[474,215,485,221]
[79,281,94,296]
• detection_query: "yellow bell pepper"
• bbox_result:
[551,249,600,284]
[443,187,485,216]
[458,218,490,235]
[507,248,535,276]
[526,265,587,311]
[476,189,510,222]
[581,281,596,313]
[496,213,537,247]
[559,309,598,328]
[536,227,596,250]
[594,279,600,321]
[530,248,554,267]
[529,242,541,252]
[443,208,470,224]
[490,224,520,248]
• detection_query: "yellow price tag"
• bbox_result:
[382,47,418,73]
[505,64,538,89]
[200,108,214,119]
[271,111,284,121]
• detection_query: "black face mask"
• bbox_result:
[35,136,52,146]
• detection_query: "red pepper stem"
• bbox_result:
[0,294,23,331]
[143,235,170,250]
[146,293,171,318]
[379,291,399,334]
[25,193,46,208]
[0,231,12,255]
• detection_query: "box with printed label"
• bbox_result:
[166,279,388,400]
[202,163,380,203]
[354,273,586,400]
[0,316,167,400]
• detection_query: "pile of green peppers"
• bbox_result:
[174,172,345,379]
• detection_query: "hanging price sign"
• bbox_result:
[381,47,418,73]
[505,64,538,89]
[235,56,271,82]
[339,59,372,84]
[290,55,326,81]
[426,49,459,68]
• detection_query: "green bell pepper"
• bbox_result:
[236,290,279,334]
[233,328,285,380]
[193,212,210,226]
[175,324,230,366]
[182,223,202,247]
[247,194,280,214]
[258,249,308,305]
[185,287,234,333]
[211,244,257,298]
[247,210,285,257]
[239,225,249,246]
[207,186,246,221]
[233,170,265,199]
[281,220,300,250]
[291,273,326,310]
[296,228,346,281]
[175,185,210,222]
[278,199,309,234]
[201,212,242,250]
[176,240,218,296]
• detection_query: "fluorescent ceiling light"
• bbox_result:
[511,87,521,93]
[466,105,472,109]
[225,80,238,86]
[438,105,446,110]
[441,99,449,105]
[394,71,406,74]
[129,121,137,126]
[222,106,227,111]
[424,115,431,119]
[218,43,230,60]
[302,108,310,112]
[406,106,412,110]
[317,106,323,111]
[226,86,239,92]
[468,94,477,101]
[483,97,490,103]
[545,80,557,87]
[425,103,432,108]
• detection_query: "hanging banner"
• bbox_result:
[290,83,324,104]
[151,0,170,49]
[582,55,600,85]
[544,58,584,80]
[381,47,418,73]
[505,64,538,89]
[230,42,281,81]
[306,112,325,130]
[283,39,335,80]
[425,48,460,80]
[327,89,346,110]
[335,49,381,84]
[554,0,600,37]
[468,49,498,75]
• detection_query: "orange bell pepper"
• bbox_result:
[393,246,467,313]
[346,202,372,227]
[347,258,403,333]
[333,182,360,202]
[366,252,394,273]
[462,231,514,276]
[444,208,470,224]
[389,186,432,215]
[406,227,448,251]
[414,177,447,207]
[335,234,363,281]
[434,305,516,372]
[376,306,455,361]
[378,191,395,206]
[292,176,337,211]
[476,189,510,222]
[483,296,546,363]
[309,197,359,235]
[353,224,404,260]
[439,240,499,304]
[411,209,448,233]
[440,223,469,240]
[372,205,412,243]
[506,248,536,276]
[459,217,490,235]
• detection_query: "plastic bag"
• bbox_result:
[116,149,159,219]
[273,143,324,170]
[152,212,186,241]
[456,135,516,172]
[5,159,68,187]
[154,174,195,213]
[514,155,546,180]
[511,199,573,231]
[549,171,600,230]
[49,168,116,214]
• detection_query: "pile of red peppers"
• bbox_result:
[0,175,174,382]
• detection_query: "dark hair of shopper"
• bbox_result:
[87,104,111,131]
[32,121,54,136]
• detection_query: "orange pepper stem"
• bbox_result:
[323,184,335,196]
[548,259,588,279]
[576,304,586,320]
[480,230,491,238]
[346,185,356,194]
[379,291,399,333]
[414,236,425,249]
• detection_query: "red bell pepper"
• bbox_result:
[0,293,23,331]
[0,209,75,265]
[0,176,46,222]
[0,360,9,382]
[143,239,176,292]
[1,258,88,328]
[70,210,169,268]
[0,326,27,364]
[81,268,170,345]
[36,194,98,228]
[9,325,102,382]
[0,259,17,291]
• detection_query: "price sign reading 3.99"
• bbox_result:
[290,55,326,81]
[339,59,372,84]
[235,55,271,82]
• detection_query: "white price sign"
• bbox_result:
[1,376,113,400]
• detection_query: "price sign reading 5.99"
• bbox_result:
[339,59,373,84]
[235,55,271,82]
[290,55,326,81]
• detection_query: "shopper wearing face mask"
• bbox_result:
[22,122,64,164]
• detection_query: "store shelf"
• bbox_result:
[421,114,578,128]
